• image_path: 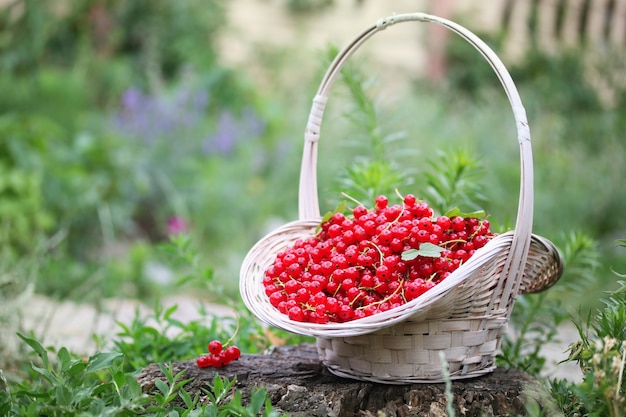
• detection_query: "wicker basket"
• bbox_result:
[240,12,563,383]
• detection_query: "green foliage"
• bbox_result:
[498,292,570,377]
[0,334,282,416]
[1,333,150,416]
[109,235,312,370]
[0,233,308,415]
[421,147,487,216]
[443,19,602,116]
[497,234,625,416]
[0,113,142,259]
[548,231,602,310]
[0,0,226,82]
[442,28,502,97]
[560,279,626,417]
[111,302,260,371]
[498,231,602,376]
[510,49,603,115]
[201,374,281,417]
[286,0,334,14]
[334,160,409,208]
[0,115,56,255]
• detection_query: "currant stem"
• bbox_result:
[365,240,385,265]
[340,192,365,208]
[222,312,241,348]
[357,278,405,309]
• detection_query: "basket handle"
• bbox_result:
[297,12,534,305]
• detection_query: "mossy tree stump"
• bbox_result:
[138,343,549,417]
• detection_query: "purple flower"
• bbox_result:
[167,216,188,235]
[113,85,210,144]
[122,87,144,111]
[202,107,266,156]
[204,111,238,155]
[112,85,267,158]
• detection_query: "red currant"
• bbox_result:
[375,195,389,210]
[436,215,452,231]
[208,340,222,355]
[224,346,241,362]
[263,193,494,323]
[403,194,417,206]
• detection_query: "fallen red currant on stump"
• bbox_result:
[196,339,241,368]
[208,340,222,355]
[262,194,496,324]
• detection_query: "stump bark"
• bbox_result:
[137,343,546,417]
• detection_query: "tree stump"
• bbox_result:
[137,343,548,417]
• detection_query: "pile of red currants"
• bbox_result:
[262,194,495,324]
[196,340,241,368]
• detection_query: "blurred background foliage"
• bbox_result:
[0,0,624,313]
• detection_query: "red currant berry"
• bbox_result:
[353,205,368,219]
[208,340,223,355]
[196,355,212,368]
[269,291,287,307]
[326,280,339,294]
[375,265,390,280]
[224,346,241,362]
[436,216,452,231]
[451,216,465,232]
[337,304,354,321]
[473,234,488,248]
[327,223,342,238]
[288,306,305,322]
[404,281,427,301]
[403,194,417,206]
[213,352,226,368]
[415,202,433,218]
[326,297,339,313]
[375,195,388,211]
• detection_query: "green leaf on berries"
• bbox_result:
[443,207,487,219]
[317,201,347,232]
[401,243,446,260]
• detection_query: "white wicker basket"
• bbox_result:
[240,12,563,383]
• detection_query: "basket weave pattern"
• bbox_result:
[240,12,563,383]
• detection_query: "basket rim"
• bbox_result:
[240,221,518,338]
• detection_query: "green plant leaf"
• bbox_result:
[163,304,179,321]
[17,333,49,368]
[112,369,126,391]
[85,352,124,373]
[122,375,144,400]
[443,207,487,219]
[318,201,348,232]
[91,381,116,397]
[247,388,268,415]
[66,360,88,377]
[179,388,197,409]
[30,365,56,384]
[401,243,446,261]
[154,378,169,396]
[54,384,72,407]
[56,347,71,372]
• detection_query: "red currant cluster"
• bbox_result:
[196,340,241,368]
[263,194,495,324]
